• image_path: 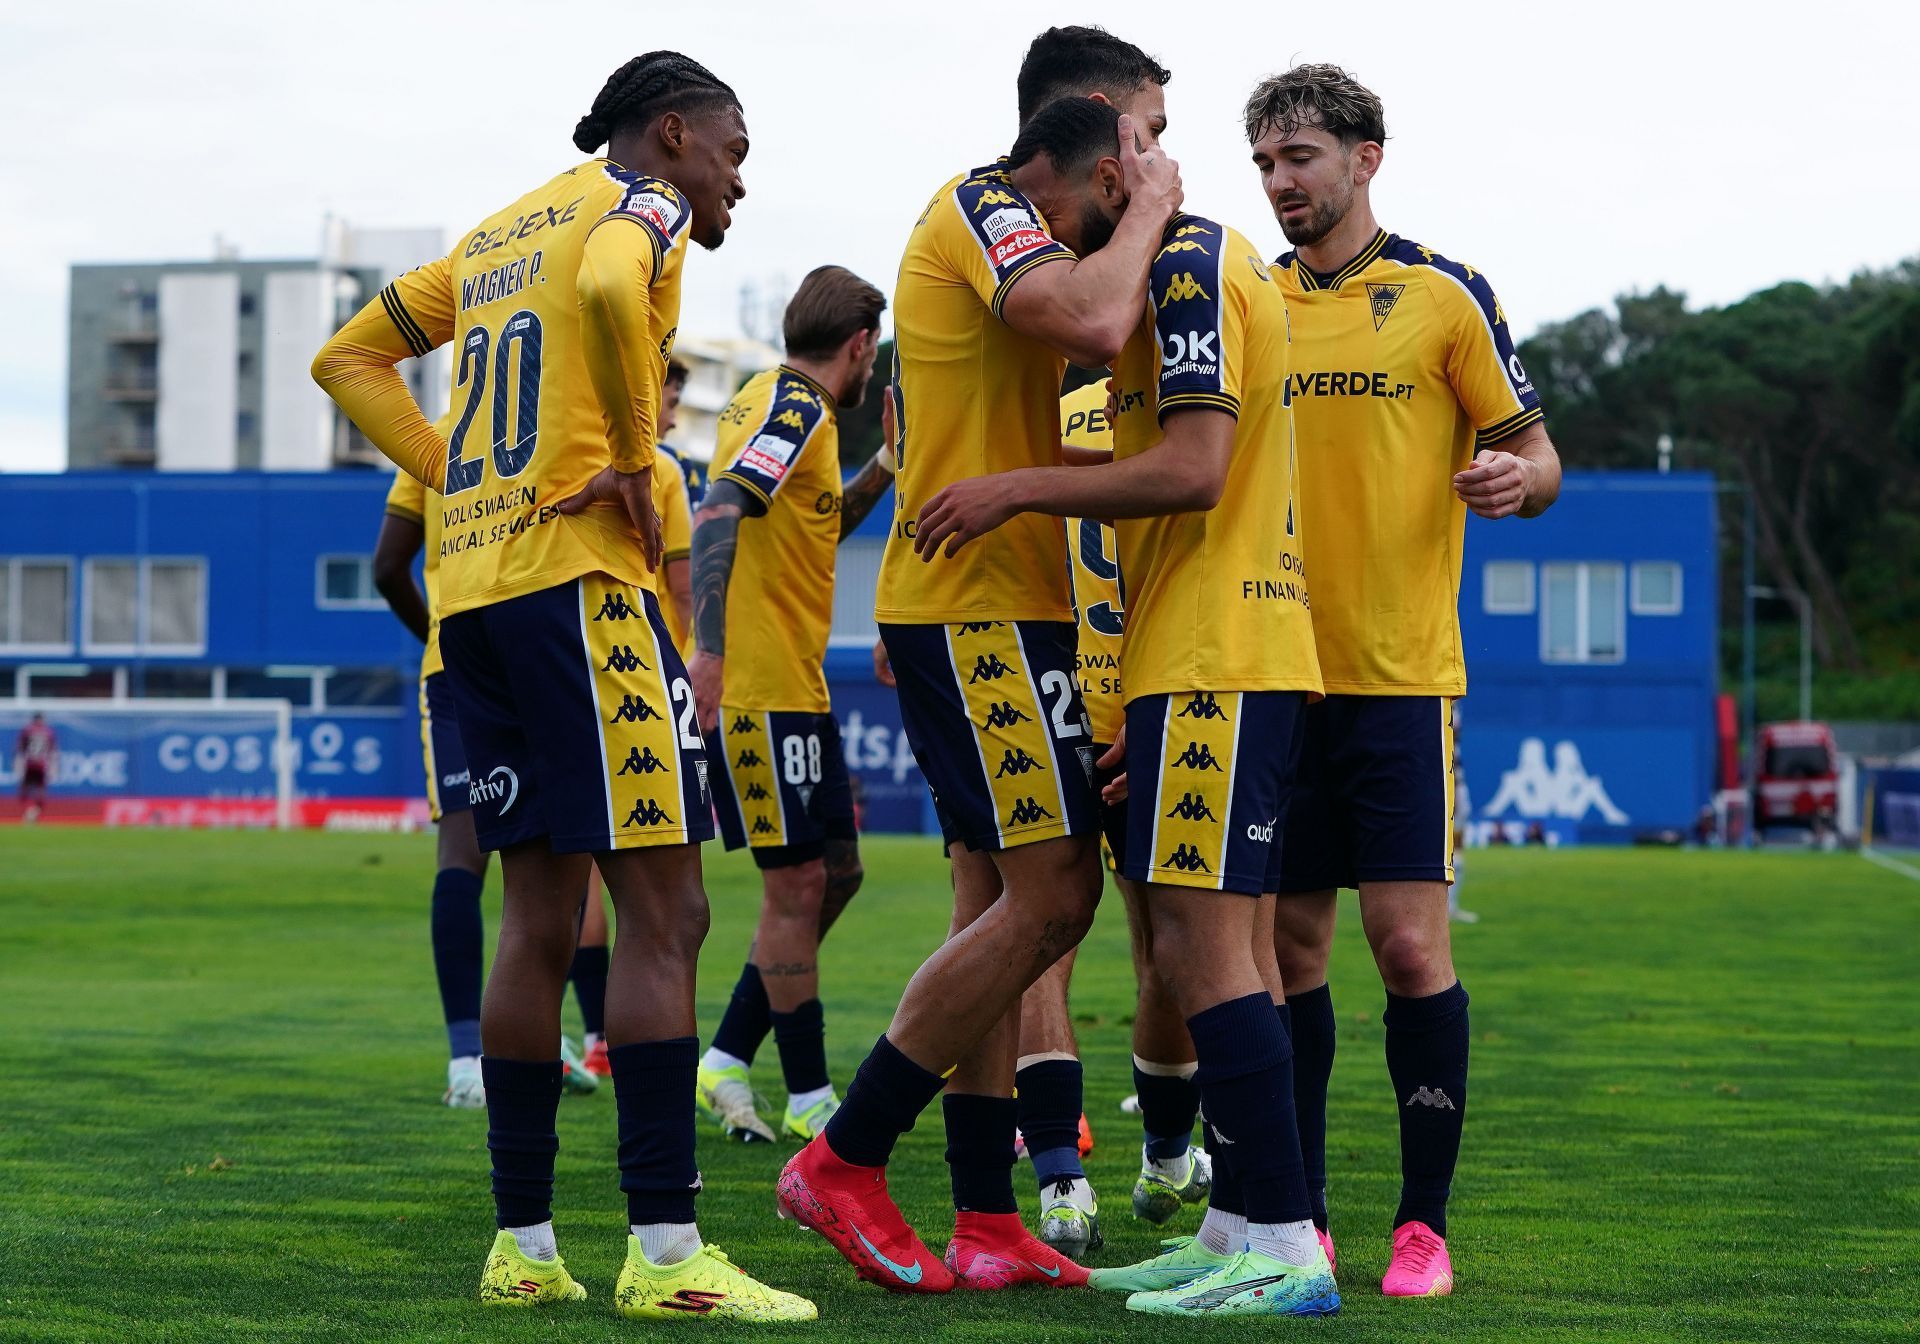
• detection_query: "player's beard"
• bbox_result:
[1276,184,1350,247]
[1077,200,1119,257]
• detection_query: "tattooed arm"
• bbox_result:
[838,455,895,539]
[687,478,765,733]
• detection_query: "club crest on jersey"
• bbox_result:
[1367,282,1406,331]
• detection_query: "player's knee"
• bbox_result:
[1371,923,1451,995]
[764,860,826,921]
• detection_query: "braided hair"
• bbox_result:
[573,51,740,154]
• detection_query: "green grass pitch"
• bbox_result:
[3,830,1915,1341]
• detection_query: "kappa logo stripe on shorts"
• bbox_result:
[947,622,1073,846]
[720,711,787,848]
[578,576,708,849]
[1146,692,1244,888]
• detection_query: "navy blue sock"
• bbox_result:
[1188,992,1311,1226]
[1134,1060,1201,1159]
[430,868,484,1059]
[1288,984,1336,1229]
[770,998,830,1096]
[1384,981,1469,1236]
[944,1093,1019,1213]
[569,945,608,1039]
[1015,1058,1085,1187]
[710,962,771,1065]
[480,1057,562,1228]
[822,1034,948,1167]
[610,1037,701,1225]
[1202,1116,1244,1216]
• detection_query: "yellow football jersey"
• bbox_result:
[876,163,1077,624]
[711,366,842,713]
[382,467,444,679]
[1111,215,1320,701]
[1060,383,1125,743]
[321,160,694,617]
[1276,230,1543,695]
[652,451,693,654]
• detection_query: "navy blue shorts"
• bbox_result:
[1122,691,1308,896]
[880,620,1099,853]
[708,709,857,869]
[1273,695,1456,891]
[418,671,472,822]
[439,575,715,854]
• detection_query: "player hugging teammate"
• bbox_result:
[314,27,1557,1329]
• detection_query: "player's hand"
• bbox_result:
[873,638,895,688]
[558,466,663,570]
[687,649,723,735]
[1098,731,1128,804]
[1104,377,1120,423]
[914,475,1022,560]
[1453,450,1536,520]
[1117,114,1182,222]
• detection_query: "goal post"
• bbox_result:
[1,697,297,829]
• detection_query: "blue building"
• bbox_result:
[0,468,1720,839]
[1458,471,1722,842]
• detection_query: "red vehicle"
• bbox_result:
[1752,721,1839,830]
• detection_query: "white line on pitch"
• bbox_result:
[1862,847,1920,883]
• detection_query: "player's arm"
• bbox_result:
[657,462,695,646]
[1434,264,1560,519]
[996,116,1183,367]
[311,258,457,488]
[838,387,896,540]
[686,479,766,731]
[372,512,429,643]
[913,411,1230,557]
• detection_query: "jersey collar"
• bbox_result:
[779,364,837,411]
[1290,228,1390,292]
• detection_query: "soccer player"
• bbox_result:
[15,713,55,824]
[684,265,890,1144]
[1248,64,1561,1296]
[776,28,1183,1294]
[659,361,709,506]
[914,96,1339,1317]
[313,52,813,1321]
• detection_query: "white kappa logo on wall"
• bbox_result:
[469,765,520,814]
[1482,738,1628,825]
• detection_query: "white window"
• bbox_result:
[1631,561,1683,615]
[1483,560,1535,615]
[0,558,74,652]
[316,555,383,610]
[1541,562,1624,664]
[84,557,207,655]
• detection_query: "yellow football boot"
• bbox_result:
[477,1229,588,1306]
[614,1237,817,1322]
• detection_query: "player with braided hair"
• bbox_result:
[315,54,812,1324]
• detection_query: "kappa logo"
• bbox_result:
[1177,692,1228,721]
[1173,223,1212,239]
[1172,741,1225,772]
[1406,1086,1457,1111]
[609,695,663,724]
[1160,272,1212,305]
[981,700,1034,729]
[744,782,771,801]
[750,815,777,836]
[782,387,819,406]
[730,714,757,734]
[593,591,640,621]
[602,644,649,674]
[1164,791,1218,822]
[1367,282,1406,331]
[736,749,766,768]
[1484,738,1629,825]
[623,797,676,828]
[972,188,1019,211]
[994,747,1047,778]
[957,621,1003,634]
[468,765,520,814]
[1161,842,1212,874]
[969,653,1016,683]
[616,745,669,776]
[773,409,808,430]
[1159,239,1209,256]
[1006,796,1056,827]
